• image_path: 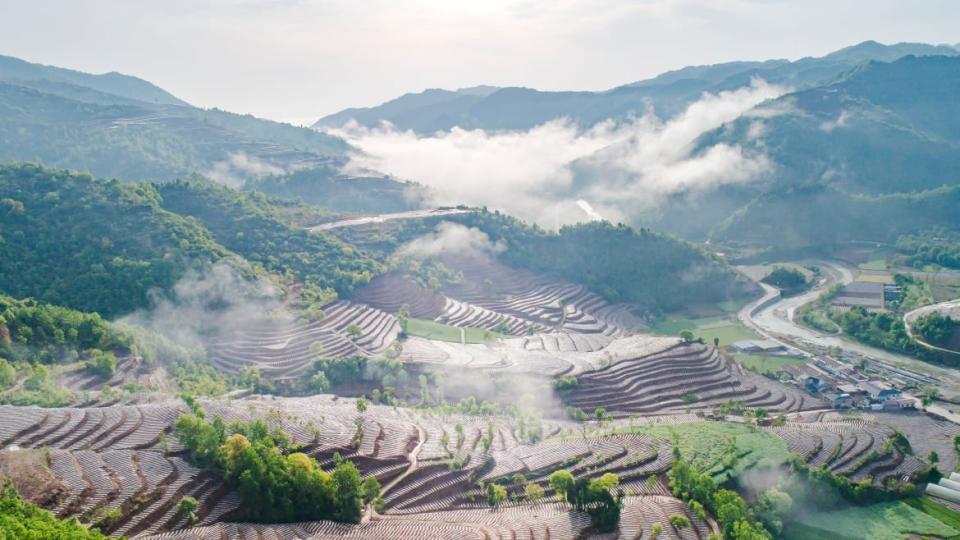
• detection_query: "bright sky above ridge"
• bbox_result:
[1,0,957,124]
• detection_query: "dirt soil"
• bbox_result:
[0,448,68,506]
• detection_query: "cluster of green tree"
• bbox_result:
[897,228,960,269]
[248,165,421,215]
[914,312,959,350]
[0,480,109,539]
[0,164,236,317]
[548,470,623,532]
[113,322,230,396]
[175,397,373,523]
[783,455,921,509]
[155,181,381,301]
[828,306,945,364]
[0,294,126,363]
[760,266,807,293]
[335,210,751,315]
[668,451,773,539]
[0,294,127,405]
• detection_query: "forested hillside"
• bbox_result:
[0,164,238,317]
[650,54,960,246]
[334,210,751,314]
[713,184,960,246]
[156,181,382,300]
[249,165,422,215]
[0,56,348,183]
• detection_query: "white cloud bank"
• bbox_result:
[331,79,786,227]
[400,221,505,259]
[205,151,284,188]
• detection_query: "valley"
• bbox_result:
[1,24,960,540]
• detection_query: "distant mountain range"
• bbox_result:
[0,53,421,214]
[314,41,960,250]
[2,41,960,251]
[313,41,960,133]
[0,54,348,182]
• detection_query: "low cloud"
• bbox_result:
[400,221,505,259]
[331,79,786,228]
[205,152,284,188]
[819,109,852,132]
[118,262,286,349]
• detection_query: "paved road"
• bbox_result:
[307,208,474,231]
[738,259,960,387]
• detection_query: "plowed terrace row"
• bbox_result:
[0,396,932,538]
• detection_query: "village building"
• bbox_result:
[861,380,901,402]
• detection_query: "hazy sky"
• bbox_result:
[1,0,957,124]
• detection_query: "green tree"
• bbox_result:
[680,329,695,342]
[486,483,507,508]
[549,470,575,503]
[0,480,110,539]
[669,514,690,529]
[176,496,199,523]
[84,350,117,378]
[0,358,15,389]
[525,482,545,502]
[332,460,363,523]
[361,476,381,505]
[308,371,331,393]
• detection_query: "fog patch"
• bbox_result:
[117,262,286,349]
[400,221,505,259]
[205,152,284,188]
[819,110,852,132]
[332,79,786,228]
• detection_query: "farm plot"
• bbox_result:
[0,447,237,538]
[207,300,400,379]
[629,421,790,483]
[399,333,679,376]
[769,415,928,485]
[563,343,817,417]
[791,500,959,540]
[0,402,185,451]
[867,411,960,474]
[352,254,645,337]
[649,314,759,347]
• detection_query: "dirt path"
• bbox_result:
[380,424,425,497]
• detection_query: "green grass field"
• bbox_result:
[734,353,807,376]
[649,315,759,347]
[625,421,789,482]
[859,253,889,271]
[790,500,960,540]
[404,318,499,344]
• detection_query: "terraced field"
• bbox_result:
[3,392,932,538]
[564,342,819,417]
[356,255,644,339]
[774,412,928,485]
[142,495,714,540]
[207,300,401,379]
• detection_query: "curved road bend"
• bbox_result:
[904,299,960,355]
[738,260,960,389]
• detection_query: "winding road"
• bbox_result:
[738,260,960,389]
